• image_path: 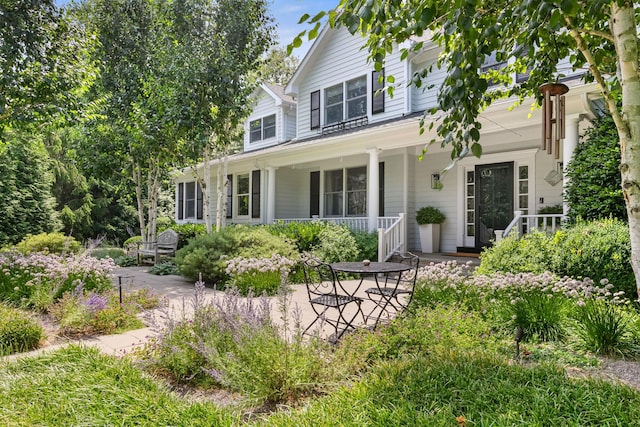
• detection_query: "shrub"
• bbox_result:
[49,288,144,335]
[15,232,81,255]
[416,206,446,224]
[162,223,207,249]
[143,280,333,404]
[267,220,329,252]
[312,223,360,263]
[565,114,626,222]
[123,235,142,249]
[149,262,178,276]
[551,218,635,300]
[477,230,555,275]
[352,230,378,261]
[0,303,44,355]
[225,254,297,296]
[175,225,297,286]
[412,261,483,312]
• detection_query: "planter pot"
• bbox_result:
[418,223,441,253]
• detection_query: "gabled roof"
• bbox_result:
[284,23,333,96]
[261,82,295,105]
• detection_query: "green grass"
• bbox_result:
[0,346,238,426]
[2,344,640,426]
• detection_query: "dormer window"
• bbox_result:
[249,114,276,143]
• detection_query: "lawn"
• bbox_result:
[2,345,640,426]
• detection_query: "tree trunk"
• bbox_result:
[611,3,640,300]
[202,145,213,233]
[215,152,228,232]
[132,161,147,247]
[145,160,161,244]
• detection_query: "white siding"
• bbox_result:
[274,168,308,218]
[411,58,445,113]
[284,107,297,141]
[244,90,281,152]
[296,27,407,140]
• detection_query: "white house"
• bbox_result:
[174,25,602,259]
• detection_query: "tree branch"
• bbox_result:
[573,28,615,43]
[564,15,629,138]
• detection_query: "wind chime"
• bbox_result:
[539,82,569,159]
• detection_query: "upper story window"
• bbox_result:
[321,75,368,127]
[310,90,320,129]
[372,69,385,114]
[325,83,344,125]
[249,114,276,143]
[346,76,367,119]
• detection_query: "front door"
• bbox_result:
[475,162,514,249]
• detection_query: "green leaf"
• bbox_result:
[309,22,321,40]
[297,13,310,24]
[470,127,480,142]
[309,11,327,24]
[471,143,482,158]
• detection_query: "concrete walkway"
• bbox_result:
[4,253,479,360]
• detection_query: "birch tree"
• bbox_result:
[294,0,640,298]
[170,0,275,233]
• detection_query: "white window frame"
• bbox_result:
[249,114,276,143]
[323,166,367,217]
[236,173,250,217]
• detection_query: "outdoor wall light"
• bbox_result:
[431,173,441,189]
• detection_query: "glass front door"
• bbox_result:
[475,162,514,248]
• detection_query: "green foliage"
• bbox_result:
[175,225,297,285]
[15,232,81,255]
[571,299,640,357]
[0,304,44,356]
[0,133,61,245]
[149,262,178,276]
[163,223,207,249]
[267,220,328,252]
[477,230,555,275]
[351,230,378,261]
[552,218,635,299]
[336,305,504,373]
[566,115,626,221]
[415,206,446,224]
[114,255,137,267]
[312,223,360,263]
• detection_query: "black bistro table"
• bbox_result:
[330,261,413,326]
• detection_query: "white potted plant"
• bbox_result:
[416,206,446,253]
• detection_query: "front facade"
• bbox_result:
[175,25,601,254]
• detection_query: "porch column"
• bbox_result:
[563,115,581,215]
[266,167,276,224]
[367,148,380,232]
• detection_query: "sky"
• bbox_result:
[269,0,337,59]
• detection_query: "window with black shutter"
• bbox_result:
[226,174,233,218]
[178,183,184,220]
[310,171,320,217]
[196,182,203,220]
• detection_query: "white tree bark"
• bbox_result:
[202,144,213,233]
[611,3,640,299]
[215,152,228,232]
[132,161,147,247]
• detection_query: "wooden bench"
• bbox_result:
[137,229,179,265]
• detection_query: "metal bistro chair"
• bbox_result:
[302,258,364,343]
[364,252,419,327]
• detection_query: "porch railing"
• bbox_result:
[378,213,405,262]
[274,214,405,261]
[502,210,567,238]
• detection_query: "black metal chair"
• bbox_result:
[364,252,419,327]
[302,258,364,343]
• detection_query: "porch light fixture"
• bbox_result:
[539,82,569,160]
[431,173,441,189]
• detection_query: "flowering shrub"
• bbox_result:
[142,278,334,404]
[313,223,360,263]
[413,261,637,349]
[0,251,115,309]
[49,284,144,335]
[225,254,297,296]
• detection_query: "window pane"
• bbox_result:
[324,193,343,216]
[185,182,196,219]
[250,119,262,143]
[372,70,385,114]
[310,90,320,130]
[519,181,528,194]
[467,184,474,196]
[326,105,342,124]
[347,76,366,99]
[519,195,528,209]
[467,225,475,236]
[347,167,366,191]
[238,195,249,216]
[347,97,366,119]
[263,114,276,139]
[237,174,250,195]
[325,84,343,105]
[347,192,366,216]
[519,165,528,180]
[325,170,343,192]
[467,171,475,183]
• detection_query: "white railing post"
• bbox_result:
[377,228,384,262]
